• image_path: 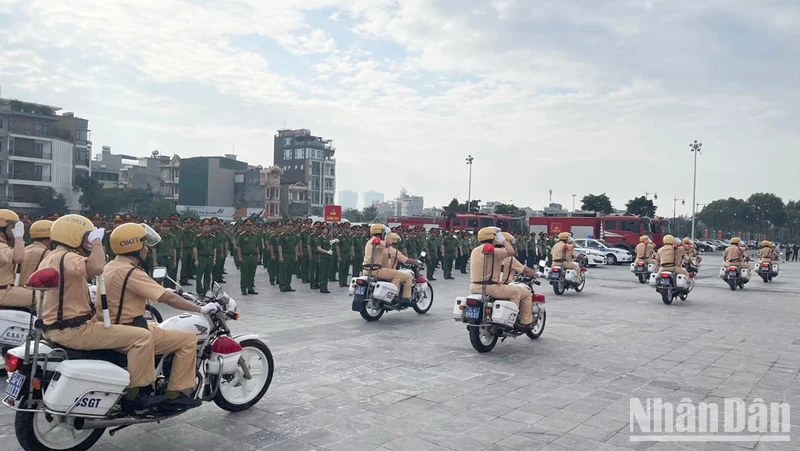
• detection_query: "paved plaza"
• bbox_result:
[3,258,800,450]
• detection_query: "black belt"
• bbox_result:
[363,264,381,269]
[729,258,740,262]
[0,285,8,290]
[37,314,92,331]
[553,259,565,263]
[661,264,675,267]
[471,281,497,285]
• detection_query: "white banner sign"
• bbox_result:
[177,205,236,218]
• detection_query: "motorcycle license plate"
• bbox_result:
[355,286,366,296]
[635,266,645,273]
[5,372,26,400]
[659,278,672,286]
[465,306,481,320]
[549,272,561,280]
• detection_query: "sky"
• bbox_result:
[0,0,798,215]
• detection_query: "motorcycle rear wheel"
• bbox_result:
[728,279,737,291]
[468,326,497,353]
[213,339,274,412]
[16,410,105,451]
[552,282,565,296]
[574,277,586,293]
[359,300,385,321]
[661,290,673,305]
[637,274,647,284]
[526,312,546,339]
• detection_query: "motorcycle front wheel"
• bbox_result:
[213,339,274,412]
[468,326,498,353]
[574,276,586,293]
[16,410,105,451]
[526,312,546,339]
[412,282,434,314]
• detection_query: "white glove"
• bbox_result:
[88,228,105,243]
[493,227,502,233]
[453,235,457,239]
[330,239,339,245]
[384,226,391,235]
[200,303,219,315]
[495,233,506,244]
[12,222,24,238]
[326,250,334,255]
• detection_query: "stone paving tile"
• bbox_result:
[2,262,800,450]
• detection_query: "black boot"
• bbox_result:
[247,288,258,295]
[242,290,248,296]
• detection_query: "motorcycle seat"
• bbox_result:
[46,341,166,368]
[1,306,34,314]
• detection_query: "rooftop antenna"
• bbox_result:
[549,189,553,204]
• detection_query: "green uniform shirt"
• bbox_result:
[182,228,198,249]
[194,233,216,256]
[318,235,332,255]
[155,233,179,262]
[444,235,459,253]
[280,232,299,257]
[237,232,261,256]
[338,234,353,255]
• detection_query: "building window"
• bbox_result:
[0,118,3,128]
[35,143,44,159]
[300,164,304,170]
[76,129,87,141]
[284,149,292,160]
[312,161,320,175]
[284,138,291,146]
[8,138,13,153]
[294,149,304,159]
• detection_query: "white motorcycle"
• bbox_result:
[348,252,433,322]
[630,261,657,284]
[3,267,274,451]
[453,275,546,353]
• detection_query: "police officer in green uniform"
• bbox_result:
[209,218,225,283]
[268,222,283,286]
[443,231,459,279]
[237,218,260,296]
[307,223,319,289]
[180,217,198,285]
[351,225,365,277]
[260,223,270,269]
[316,224,333,293]
[193,218,216,296]
[328,223,339,282]
[337,223,354,286]
[155,219,179,288]
[277,219,298,292]
[425,228,441,280]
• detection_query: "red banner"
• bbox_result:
[324,205,342,222]
[717,230,723,239]
[703,229,708,239]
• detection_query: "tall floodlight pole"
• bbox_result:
[673,197,685,236]
[689,140,702,239]
[466,155,474,212]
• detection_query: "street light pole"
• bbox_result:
[466,155,474,213]
[645,191,658,200]
[673,197,685,236]
[572,194,577,212]
[689,140,702,239]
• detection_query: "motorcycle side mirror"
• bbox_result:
[152,267,167,280]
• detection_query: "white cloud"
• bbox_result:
[0,0,796,214]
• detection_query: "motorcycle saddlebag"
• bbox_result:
[490,300,519,328]
[43,360,129,416]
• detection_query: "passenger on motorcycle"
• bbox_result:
[497,232,536,327]
[19,220,52,286]
[634,235,657,266]
[656,235,690,277]
[38,215,159,412]
[682,238,701,264]
[385,233,420,270]
[759,241,778,264]
[0,209,30,308]
[362,224,413,305]
[723,237,750,270]
[551,232,583,282]
[102,223,218,411]
[470,227,533,330]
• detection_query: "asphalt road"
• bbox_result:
[2,255,799,450]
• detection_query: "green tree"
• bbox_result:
[361,205,378,222]
[75,175,103,212]
[784,201,800,239]
[136,198,177,219]
[697,198,754,233]
[493,203,521,216]
[443,198,481,213]
[747,193,785,232]
[581,194,613,214]
[342,208,363,222]
[36,187,69,216]
[625,196,657,217]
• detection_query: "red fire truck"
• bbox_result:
[528,213,670,249]
[387,212,525,232]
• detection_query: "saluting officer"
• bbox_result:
[237,218,260,295]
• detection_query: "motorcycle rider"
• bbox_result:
[723,237,750,271]
[470,227,533,330]
[385,233,421,296]
[759,241,779,265]
[101,223,216,411]
[656,235,690,277]
[551,232,583,283]
[634,235,657,266]
[37,215,159,412]
[362,224,415,305]
[19,220,52,288]
[0,209,28,308]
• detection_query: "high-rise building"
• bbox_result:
[393,189,424,216]
[177,156,248,216]
[273,129,336,216]
[0,97,85,212]
[363,190,384,208]
[338,189,357,210]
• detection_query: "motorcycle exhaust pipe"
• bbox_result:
[81,416,162,429]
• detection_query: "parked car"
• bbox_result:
[573,238,633,265]
[694,240,715,252]
[573,246,607,267]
